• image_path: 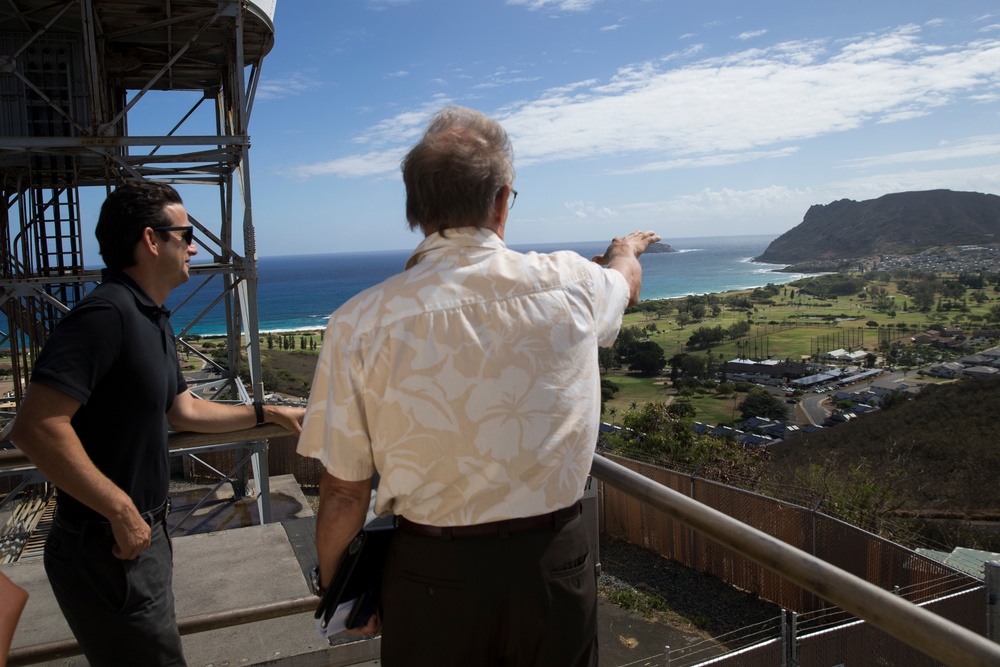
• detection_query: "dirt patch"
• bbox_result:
[263,349,320,380]
[260,349,319,397]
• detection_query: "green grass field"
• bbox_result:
[604,276,997,424]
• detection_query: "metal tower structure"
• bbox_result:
[0,0,278,520]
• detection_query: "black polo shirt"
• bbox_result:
[31,269,187,522]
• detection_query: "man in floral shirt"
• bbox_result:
[301,106,659,666]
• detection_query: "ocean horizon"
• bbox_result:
[167,233,815,337]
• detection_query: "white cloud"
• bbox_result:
[564,200,618,219]
[288,24,1000,181]
[366,0,414,10]
[839,135,1000,168]
[736,29,768,41]
[473,76,544,90]
[622,185,809,220]
[351,97,453,147]
[500,26,1000,166]
[256,72,323,101]
[506,0,601,11]
[824,164,1000,199]
[289,149,406,179]
[542,79,600,95]
[610,147,799,174]
[608,163,1000,231]
[384,70,409,78]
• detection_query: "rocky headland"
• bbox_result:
[756,189,1000,272]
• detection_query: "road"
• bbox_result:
[793,368,915,426]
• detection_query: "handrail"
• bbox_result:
[590,454,1000,667]
[8,598,319,666]
[0,423,291,471]
[6,433,999,666]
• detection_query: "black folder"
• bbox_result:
[315,514,395,630]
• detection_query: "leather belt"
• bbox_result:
[54,499,171,539]
[398,501,582,540]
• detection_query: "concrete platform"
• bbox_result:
[4,476,381,667]
[2,476,716,666]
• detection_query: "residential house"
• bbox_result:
[926,362,964,379]
[962,365,999,379]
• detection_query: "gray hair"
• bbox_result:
[401,106,515,233]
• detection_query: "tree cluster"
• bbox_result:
[602,401,771,487]
[602,326,667,376]
[793,274,867,298]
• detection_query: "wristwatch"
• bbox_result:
[309,565,325,597]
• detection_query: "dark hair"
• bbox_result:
[401,106,515,234]
[95,181,183,270]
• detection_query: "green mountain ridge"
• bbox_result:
[756,189,1000,266]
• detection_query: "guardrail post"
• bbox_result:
[663,644,670,666]
[781,609,788,667]
[780,609,800,666]
[689,467,700,568]
[788,610,799,667]
[987,560,1000,643]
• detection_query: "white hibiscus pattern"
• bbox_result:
[298,227,629,526]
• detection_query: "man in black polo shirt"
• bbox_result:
[10,181,304,666]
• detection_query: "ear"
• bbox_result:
[139,226,161,259]
[491,186,510,239]
[493,185,510,220]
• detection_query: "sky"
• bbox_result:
[129,0,1000,257]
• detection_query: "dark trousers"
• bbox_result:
[381,512,598,667]
[44,517,186,666]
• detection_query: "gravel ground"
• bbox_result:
[598,535,782,645]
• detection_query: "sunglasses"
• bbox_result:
[156,226,195,245]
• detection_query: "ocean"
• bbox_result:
[168,233,813,336]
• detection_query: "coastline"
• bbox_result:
[187,267,802,338]
[174,236,793,336]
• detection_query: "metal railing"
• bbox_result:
[4,435,1000,666]
[589,454,1000,667]
[0,423,290,471]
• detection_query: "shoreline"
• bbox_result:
[183,266,811,338]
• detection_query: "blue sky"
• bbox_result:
[132,1,1000,257]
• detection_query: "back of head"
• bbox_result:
[401,106,515,234]
[96,181,183,271]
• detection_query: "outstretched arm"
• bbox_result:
[167,390,305,435]
[592,230,661,307]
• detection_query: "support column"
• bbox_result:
[987,561,1000,643]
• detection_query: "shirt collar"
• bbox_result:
[405,226,505,270]
[101,268,172,320]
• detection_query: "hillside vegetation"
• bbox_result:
[756,189,1000,266]
[768,376,1000,515]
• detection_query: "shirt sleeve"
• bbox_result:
[297,316,376,481]
[31,299,123,405]
[588,262,631,347]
